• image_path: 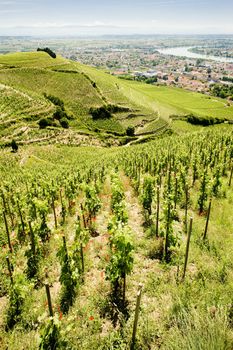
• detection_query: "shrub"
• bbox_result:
[186,114,224,126]
[53,107,67,121]
[90,104,130,120]
[11,139,18,153]
[44,94,64,109]
[38,118,53,129]
[37,47,56,59]
[126,126,135,136]
[90,106,112,120]
[60,118,69,129]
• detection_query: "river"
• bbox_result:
[157,46,233,63]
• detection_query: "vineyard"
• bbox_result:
[0,126,233,349]
[1,52,233,147]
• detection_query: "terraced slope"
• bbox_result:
[0,51,232,146]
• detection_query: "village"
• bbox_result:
[66,41,233,95]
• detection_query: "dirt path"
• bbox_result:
[119,173,163,309]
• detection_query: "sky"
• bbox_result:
[0,0,233,36]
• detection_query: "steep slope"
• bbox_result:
[0,51,232,146]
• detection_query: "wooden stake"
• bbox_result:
[80,243,85,282]
[28,221,36,255]
[203,199,212,240]
[229,165,233,187]
[6,256,14,285]
[17,201,26,236]
[3,210,12,253]
[131,284,143,350]
[80,204,87,229]
[182,217,193,281]
[123,274,126,307]
[45,283,53,317]
[63,235,68,258]
[174,177,178,209]
[52,197,58,229]
[184,185,188,234]
[164,201,171,262]
[155,185,160,238]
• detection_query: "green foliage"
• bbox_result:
[84,184,101,219]
[90,106,112,120]
[187,114,225,126]
[212,166,222,197]
[126,125,135,136]
[37,47,56,59]
[141,175,155,218]
[10,139,18,153]
[198,169,209,214]
[210,83,233,100]
[39,317,61,350]
[6,276,27,330]
[53,107,67,121]
[57,237,79,314]
[38,118,54,129]
[106,223,134,290]
[110,175,128,223]
[44,94,64,109]
[25,244,40,280]
[60,117,69,129]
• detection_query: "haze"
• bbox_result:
[0,0,233,36]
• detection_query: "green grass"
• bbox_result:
[0,51,67,68]
[120,81,233,120]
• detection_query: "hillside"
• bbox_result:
[0,51,233,147]
[0,51,233,350]
[0,128,233,349]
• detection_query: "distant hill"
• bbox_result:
[0,51,232,147]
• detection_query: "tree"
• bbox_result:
[38,118,53,129]
[37,48,56,59]
[126,126,135,137]
[11,140,18,153]
[60,118,69,129]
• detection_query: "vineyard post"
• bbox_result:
[184,185,188,234]
[164,200,171,262]
[131,283,143,350]
[174,177,178,209]
[7,198,15,229]
[123,273,126,307]
[80,204,87,228]
[182,217,193,281]
[3,210,12,253]
[80,242,85,282]
[203,199,212,241]
[52,196,58,229]
[1,192,7,215]
[45,283,53,317]
[155,185,160,238]
[28,221,36,255]
[6,256,14,285]
[60,189,66,225]
[17,201,26,236]
[2,192,14,229]
[229,165,233,187]
[63,235,68,258]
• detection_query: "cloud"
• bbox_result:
[133,0,209,6]
[1,22,125,29]
[0,9,24,13]
[0,1,17,4]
